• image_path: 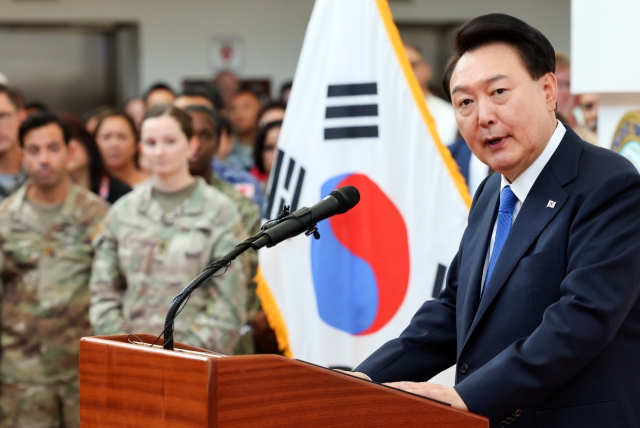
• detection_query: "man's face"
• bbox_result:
[229,93,261,134]
[450,43,557,182]
[188,111,218,175]
[216,71,240,107]
[22,123,69,190]
[555,66,575,120]
[579,93,599,131]
[0,93,20,154]
[405,46,432,92]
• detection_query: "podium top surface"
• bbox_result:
[80,334,488,428]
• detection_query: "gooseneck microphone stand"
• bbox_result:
[162,205,318,351]
[162,185,360,351]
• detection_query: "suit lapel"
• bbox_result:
[467,174,568,338]
[461,129,582,349]
[458,178,499,352]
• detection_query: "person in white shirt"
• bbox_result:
[405,45,458,146]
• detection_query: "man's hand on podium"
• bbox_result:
[332,371,467,411]
[384,381,468,411]
[333,370,371,380]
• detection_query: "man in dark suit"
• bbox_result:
[348,14,640,428]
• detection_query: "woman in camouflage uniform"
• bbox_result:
[89,105,250,354]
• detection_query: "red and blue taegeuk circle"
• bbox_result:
[311,173,410,335]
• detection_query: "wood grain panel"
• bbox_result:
[80,334,219,427]
[215,355,487,427]
[80,335,488,428]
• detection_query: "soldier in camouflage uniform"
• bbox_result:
[90,105,250,355]
[184,105,261,236]
[185,105,280,354]
[210,174,261,235]
[0,112,109,428]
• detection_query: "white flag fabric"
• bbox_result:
[256,0,470,386]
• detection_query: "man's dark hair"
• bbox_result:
[184,105,222,139]
[182,84,224,111]
[143,82,175,103]
[19,111,71,147]
[234,89,261,103]
[442,13,556,101]
[280,80,293,99]
[180,86,216,107]
[24,101,49,113]
[0,84,24,111]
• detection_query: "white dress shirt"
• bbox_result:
[480,121,566,292]
[468,154,491,197]
[426,94,458,146]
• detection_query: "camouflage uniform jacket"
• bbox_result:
[89,178,250,355]
[210,173,260,237]
[210,173,261,353]
[0,182,109,385]
[0,168,29,203]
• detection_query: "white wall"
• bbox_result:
[392,0,571,55]
[572,0,640,94]
[0,0,317,96]
[572,0,640,149]
[0,0,571,97]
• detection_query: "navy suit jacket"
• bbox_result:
[448,137,472,186]
[356,128,640,428]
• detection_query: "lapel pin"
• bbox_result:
[546,200,556,209]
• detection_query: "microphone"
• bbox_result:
[252,186,360,250]
[162,186,359,350]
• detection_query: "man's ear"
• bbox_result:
[542,72,558,113]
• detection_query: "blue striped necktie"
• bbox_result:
[482,186,517,298]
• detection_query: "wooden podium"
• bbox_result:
[80,334,488,427]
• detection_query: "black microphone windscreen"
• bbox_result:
[330,186,360,213]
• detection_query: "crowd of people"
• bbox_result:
[0,72,288,426]
[0,41,600,426]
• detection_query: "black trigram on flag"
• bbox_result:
[263,148,306,219]
[324,82,379,140]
